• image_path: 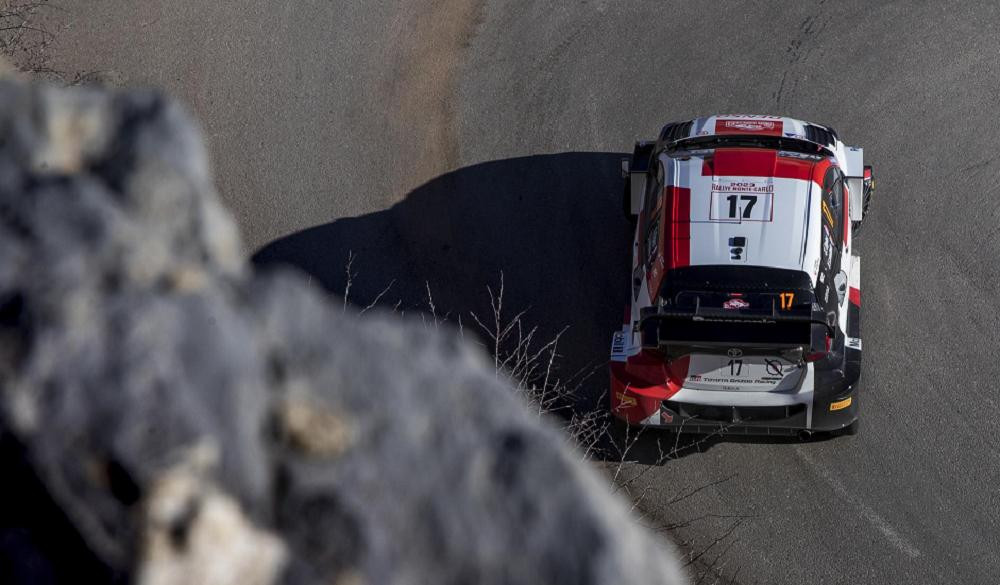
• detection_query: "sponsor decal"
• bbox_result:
[721,119,776,132]
[685,354,795,387]
[709,187,774,224]
[711,181,774,194]
[821,200,835,227]
[846,337,862,350]
[659,405,675,424]
[729,237,747,262]
[615,391,637,408]
[723,298,750,310]
[611,331,627,354]
[714,117,784,135]
[822,225,833,270]
[829,396,853,411]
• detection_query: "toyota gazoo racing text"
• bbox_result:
[611,115,874,437]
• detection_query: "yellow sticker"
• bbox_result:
[616,392,637,408]
[829,397,853,411]
[821,200,835,227]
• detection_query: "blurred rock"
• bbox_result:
[0,78,685,585]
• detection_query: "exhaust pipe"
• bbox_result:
[797,429,813,441]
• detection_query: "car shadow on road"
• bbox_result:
[253,152,633,411]
[595,425,840,466]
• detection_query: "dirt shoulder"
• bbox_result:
[17,0,486,253]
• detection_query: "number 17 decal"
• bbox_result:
[725,194,757,219]
[710,191,773,222]
[779,292,795,310]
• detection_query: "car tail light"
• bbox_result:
[804,334,832,362]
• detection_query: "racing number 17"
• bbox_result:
[726,194,757,219]
[779,292,795,310]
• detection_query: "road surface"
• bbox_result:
[33,1,1000,583]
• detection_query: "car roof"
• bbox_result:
[653,145,835,278]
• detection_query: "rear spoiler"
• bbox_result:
[648,293,824,324]
[644,266,835,357]
[638,296,833,358]
[660,119,841,153]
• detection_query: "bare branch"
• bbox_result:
[424,281,437,328]
[359,279,396,316]
[342,251,356,312]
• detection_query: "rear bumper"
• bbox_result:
[658,401,809,436]
[610,365,859,433]
[658,393,857,435]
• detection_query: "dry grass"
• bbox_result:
[337,240,748,583]
[0,1,53,71]
[0,1,102,84]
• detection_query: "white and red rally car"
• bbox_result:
[610,115,873,437]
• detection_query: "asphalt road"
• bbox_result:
[33,1,1000,583]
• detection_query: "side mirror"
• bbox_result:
[844,147,865,223]
[629,170,647,216]
[847,177,864,222]
[850,165,874,233]
[625,142,656,220]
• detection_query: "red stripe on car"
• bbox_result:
[703,148,778,177]
[665,186,691,269]
[849,287,861,306]
[702,149,831,184]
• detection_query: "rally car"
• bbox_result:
[610,115,873,437]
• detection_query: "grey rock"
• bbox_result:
[0,78,685,585]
